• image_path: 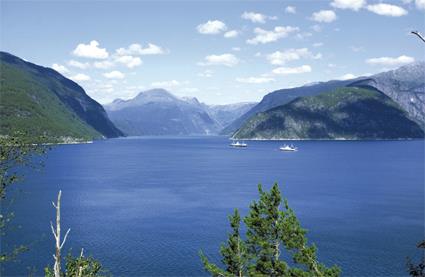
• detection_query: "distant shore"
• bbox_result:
[230,137,422,141]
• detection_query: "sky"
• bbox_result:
[1,0,424,105]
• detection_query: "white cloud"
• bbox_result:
[197,20,227,34]
[103,70,125,79]
[151,80,184,88]
[366,3,408,16]
[311,10,337,23]
[68,60,90,69]
[272,65,312,75]
[285,6,296,14]
[350,46,365,52]
[114,55,142,68]
[246,26,299,45]
[199,54,239,67]
[366,55,414,67]
[313,42,323,47]
[52,63,69,74]
[72,40,108,59]
[93,60,115,69]
[198,69,214,78]
[338,73,357,80]
[180,87,200,93]
[89,83,114,93]
[296,32,313,40]
[236,76,275,84]
[232,47,241,51]
[331,0,365,11]
[224,30,239,38]
[241,11,274,23]
[266,48,320,65]
[416,0,425,10]
[401,0,425,10]
[116,43,165,56]
[70,73,91,82]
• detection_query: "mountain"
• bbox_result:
[0,51,123,140]
[105,89,257,136]
[348,62,425,125]
[227,63,425,136]
[221,79,359,134]
[206,102,257,129]
[105,89,221,135]
[233,87,424,140]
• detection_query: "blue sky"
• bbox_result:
[1,0,424,104]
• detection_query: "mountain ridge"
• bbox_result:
[221,79,361,135]
[233,87,424,140]
[0,51,123,140]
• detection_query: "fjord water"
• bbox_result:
[3,137,424,276]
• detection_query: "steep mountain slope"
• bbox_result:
[233,87,424,140]
[0,52,123,140]
[206,102,257,129]
[105,89,221,135]
[221,79,359,134]
[349,62,425,125]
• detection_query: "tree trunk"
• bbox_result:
[50,190,70,277]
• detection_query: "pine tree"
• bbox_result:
[200,209,249,277]
[244,184,288,276]
[200,183,340,277]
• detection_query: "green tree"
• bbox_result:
[0,132,47,262]
[45,250,107,277]
[200,183,340,277]
[407,240,425,277]
[201,209,249,277]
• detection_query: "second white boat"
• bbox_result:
[280,144,298,152]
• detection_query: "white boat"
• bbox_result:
[230,141,247,148]
[280,144,298,152]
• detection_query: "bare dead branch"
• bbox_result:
[60,228,71,249]
[50,190,70,277]
[411,31,425,43]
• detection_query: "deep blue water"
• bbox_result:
[2,137,424,276]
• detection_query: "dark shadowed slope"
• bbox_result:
[221,79,358,135]
[233,87,424,140]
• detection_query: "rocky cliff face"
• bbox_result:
[349,62,425,126]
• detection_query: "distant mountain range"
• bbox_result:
[1,51,423,141]
[0,52,122,141]
[233,87,424,140]
[104,89,255,136]
[206,102,256,130]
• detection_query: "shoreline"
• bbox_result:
[230,137,423,141]
[43,140,94,146]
